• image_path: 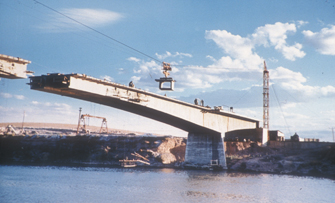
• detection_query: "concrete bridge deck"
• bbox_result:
[28,73,259,135]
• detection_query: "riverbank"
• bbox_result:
[1,124,334,179]
[225,141,335,178]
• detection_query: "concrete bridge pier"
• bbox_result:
[184,133,227,169]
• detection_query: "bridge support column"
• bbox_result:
[184,133,227,169]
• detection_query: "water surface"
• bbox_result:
[0,165,333,203]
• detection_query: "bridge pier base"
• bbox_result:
[184,132,227,169]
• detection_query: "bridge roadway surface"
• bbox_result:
[28,73,259,135]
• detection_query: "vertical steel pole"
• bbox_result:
[21,110,25,133]
[76,107,82,134]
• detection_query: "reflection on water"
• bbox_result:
[0,165,333,203]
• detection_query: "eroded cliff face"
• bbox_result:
[0,134,186,168]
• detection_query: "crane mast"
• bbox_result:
[263,61,269,129]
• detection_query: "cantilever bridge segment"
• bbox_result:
[28,73,260,169]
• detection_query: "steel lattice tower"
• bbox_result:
[263,61,269,129]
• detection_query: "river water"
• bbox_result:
[0,165,333,203]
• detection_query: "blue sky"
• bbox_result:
[1,0,335,140]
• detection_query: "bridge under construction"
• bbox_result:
[28,73,262,169]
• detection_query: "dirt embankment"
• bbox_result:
[225,142,335,178]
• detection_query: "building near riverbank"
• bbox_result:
[290,132,319,142]
[269,130,285,141]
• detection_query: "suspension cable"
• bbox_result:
[33,0,162,64]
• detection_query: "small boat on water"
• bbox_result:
[119,158,137,168]
[120,160,137,168]
[119,158,150,167]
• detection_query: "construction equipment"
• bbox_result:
[76,113,108,134]
[263,61,269,129]
[3,125,20,136]
[155,62,176,91]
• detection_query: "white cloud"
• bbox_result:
[135,60,159,74]
[38,8,123,32]
[302,25,335,55]
[296,20,308,28]
[129,57,262,91]
[127,57,163,89]
[205,22,306,73]
[118,68,126,74]
[252,22,305,61]
[280,111,310,121]
[281,102,297,109]
[129,22,333,99]
[100,75,114,82]
[253,22,295,47]
[14,95,25,100]
[130,21,309,92]
[205,30,264,75]
[206,55,216,62]
[130,76,141,83]
[270,66,335,100]
[270,66,306,83]
[129,57,220,90]
[31,101,71,110]
[0,92,12,98]
[268,57,278,63]
[128,57,141,63]
[124,22,311,93]
[0,101,75,124]
[155,51,193,60]
[0,106,14,112]
[0,93,25,100]
[280,43,305,61]
[206,30,257,61]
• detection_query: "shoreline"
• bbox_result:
[1,123,335,180]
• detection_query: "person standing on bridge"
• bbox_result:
[129,81,134,87]
[194,98,198,105]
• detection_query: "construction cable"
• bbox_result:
[271,83,291,136]
[32,0,163,65]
